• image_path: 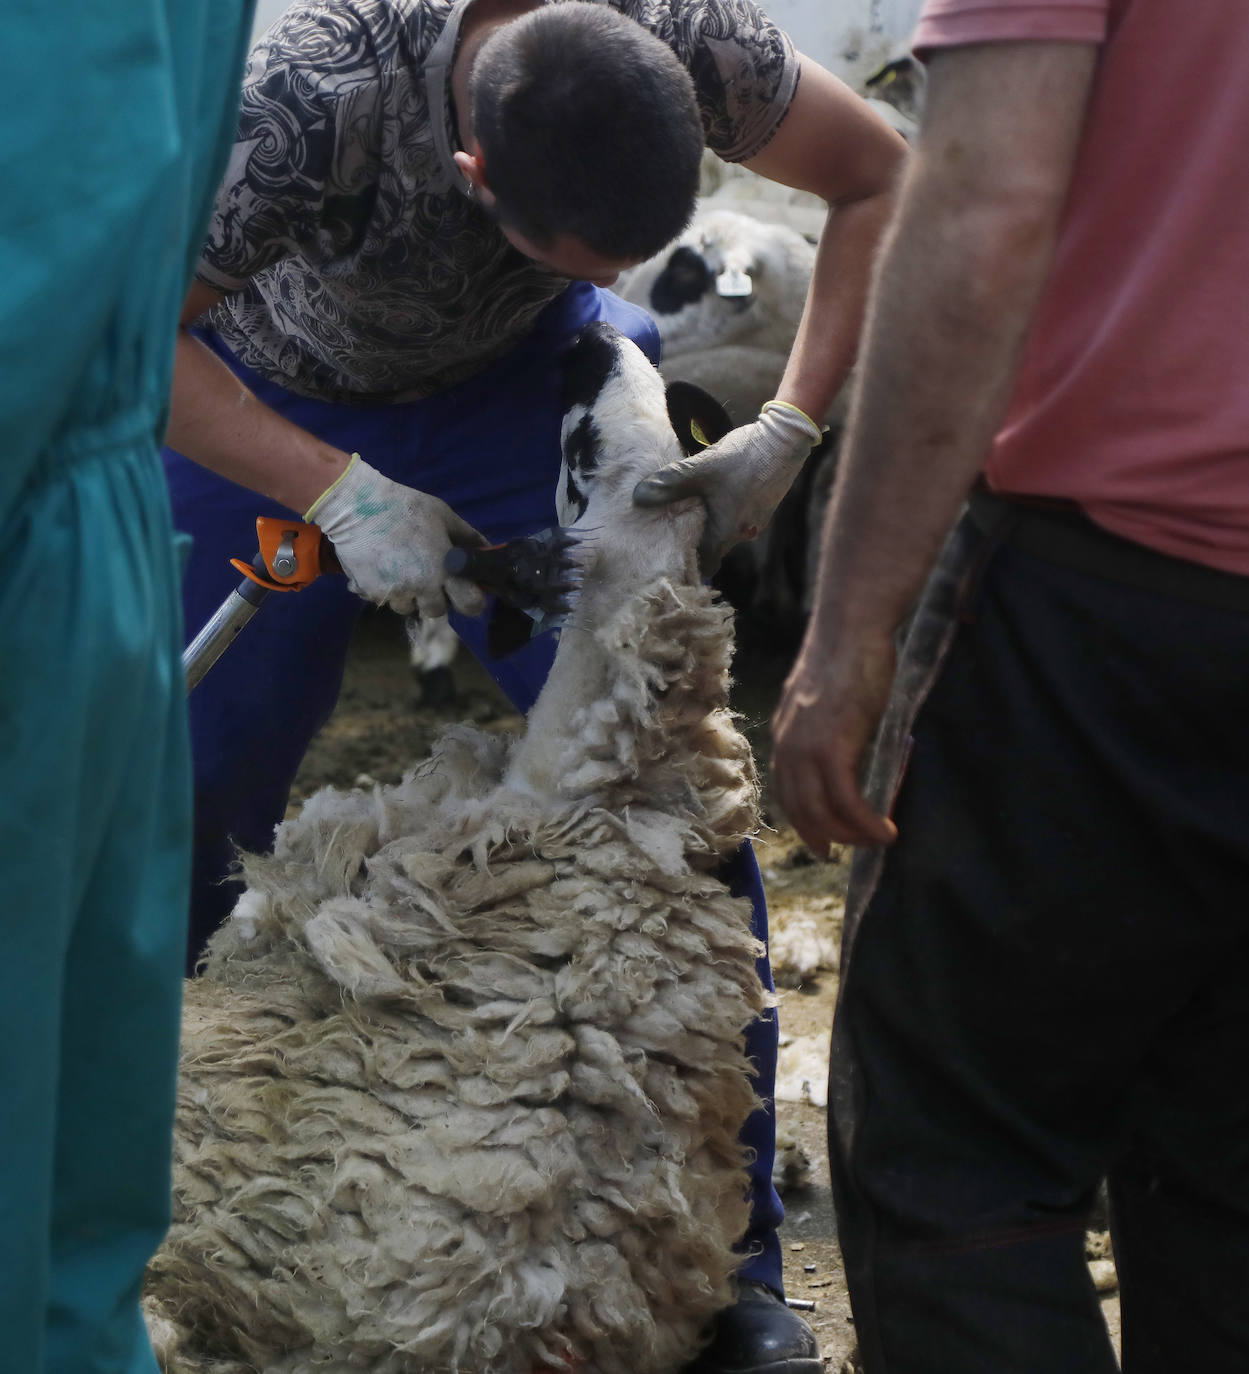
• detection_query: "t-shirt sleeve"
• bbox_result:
[196,3,383,293]
[632,0,800,163]
[913,0,1109,56]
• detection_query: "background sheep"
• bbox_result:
[619,126,922,649]
[617,179,843,650]
[145,323,770,1374]
[618,203,825,430]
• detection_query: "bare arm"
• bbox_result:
[771,40,1099,851]
[632,60,908,567]
[168,280,352,514]
[743,56,909,421]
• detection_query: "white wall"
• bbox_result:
[763,0,921,85]
[251,0,291,40]
[249,0,922,85]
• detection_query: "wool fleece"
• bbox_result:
[145,325,769,1374]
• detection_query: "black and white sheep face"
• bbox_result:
[617,209,816,361]
[557,323,675,528]
[482,326,729,664]
[556,322,729,531]
[495,324,732,794]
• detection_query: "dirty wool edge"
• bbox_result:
[146,577,767,1374]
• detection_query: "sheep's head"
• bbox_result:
[556,321,731,556]
[616,209,816,359]
[502,322,739,804]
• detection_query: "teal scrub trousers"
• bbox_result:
[0,1,254,1369]
[2,439,192,1374]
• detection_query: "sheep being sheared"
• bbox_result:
[144,322,768,1374]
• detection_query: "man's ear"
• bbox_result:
[453,149,498,212]
[665,380,733,456]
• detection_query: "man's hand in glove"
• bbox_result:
[632,400,824,575]
[306,454,488,618]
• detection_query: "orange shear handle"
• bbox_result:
[229,516,338,591]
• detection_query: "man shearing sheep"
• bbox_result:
[163,1,906,1368]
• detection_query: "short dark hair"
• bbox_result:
[470,3,704,261]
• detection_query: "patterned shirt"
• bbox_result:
[196,0,799,402]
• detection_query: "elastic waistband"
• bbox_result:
[53,404,161,464]
[11,404,161,521]
[968,484,1249,616]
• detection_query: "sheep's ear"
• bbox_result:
[665,381,733,456]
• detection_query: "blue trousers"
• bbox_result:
[164,281,785,1290]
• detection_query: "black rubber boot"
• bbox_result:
[681,1280,823,1374]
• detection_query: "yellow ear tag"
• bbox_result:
[688,419,710,449]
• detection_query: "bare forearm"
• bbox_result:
[775,186,898,423]
[772,42,1100,852]
[768,185,1060,850]
[807,42,1098,649]
[167,330,351,514]
[807,170,1063,645]
[739,54,908,425]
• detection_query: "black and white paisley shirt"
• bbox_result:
[195,0,800,402]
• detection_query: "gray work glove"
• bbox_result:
[632,400,824,574]
[306,454,487,618]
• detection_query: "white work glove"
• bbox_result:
[306,454,488,618]
[633,400,824,575]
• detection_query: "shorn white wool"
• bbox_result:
[144,324,769,1374]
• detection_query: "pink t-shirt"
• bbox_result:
[914,0,1249,574]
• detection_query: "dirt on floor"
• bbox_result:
[289,607,1122,1371]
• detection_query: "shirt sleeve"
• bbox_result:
[626,0,800,163]
[913,0,1109,56]
[196,2,384,293]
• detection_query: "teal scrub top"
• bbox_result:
[1,0,255,514]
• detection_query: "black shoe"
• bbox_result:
[681,1279,823,1374]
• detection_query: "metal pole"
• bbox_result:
[183,567,271,693]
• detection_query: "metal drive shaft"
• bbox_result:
[183,561,271,693]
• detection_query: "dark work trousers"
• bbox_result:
[164,281,785,1291]
[830,502,1249,1373]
